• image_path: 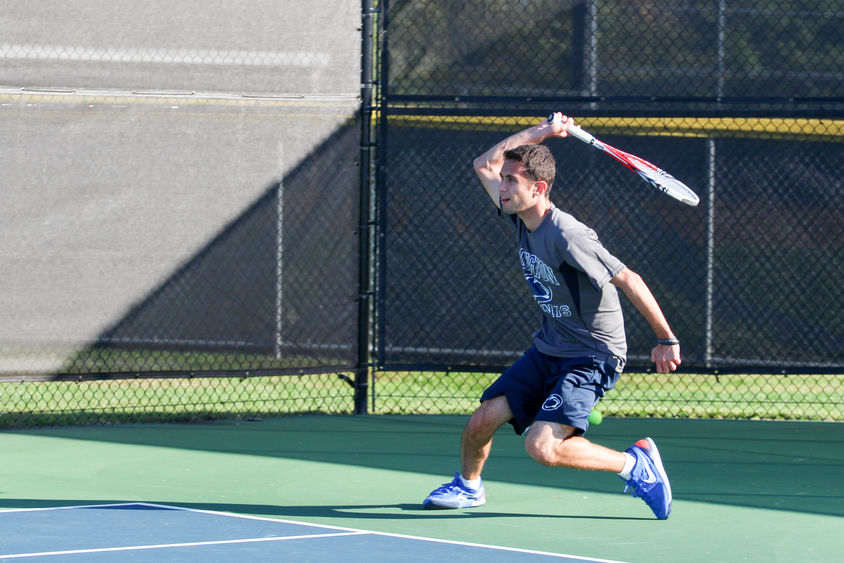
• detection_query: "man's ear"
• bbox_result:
[533,180,549,197]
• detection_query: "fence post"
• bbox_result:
[355,0,378,414]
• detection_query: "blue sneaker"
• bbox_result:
[423,473,486,509]
[622,438,672,519]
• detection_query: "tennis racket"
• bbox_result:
[548,113,700,207]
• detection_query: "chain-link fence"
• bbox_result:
[373,0,843,420]
[1,1,842,427]
[377,117,842,370]
[0,88,363,427]
[0,1,364,427]
[383,0,842,99]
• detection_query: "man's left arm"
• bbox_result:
[610,267,681,373]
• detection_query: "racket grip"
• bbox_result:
[566,124,596,145]
[547,113,595,145]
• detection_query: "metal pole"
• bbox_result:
[355,0,377,414]
[587,0,598,99]
[373,0,391,414]
[704,138,716,367]
[705,1,725,367]
[717,0,726,98]
[275,142,284,358]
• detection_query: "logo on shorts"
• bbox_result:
[541,394,563,411]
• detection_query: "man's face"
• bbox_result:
[499,159,541,215]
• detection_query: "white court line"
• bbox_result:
[0,502,144,513]
[0,43,330,67]
[0,503,628,562]
[139,503,629,562]
[0,531,367,559]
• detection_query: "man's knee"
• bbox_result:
[465,396,510,439]
[524,422,578,466]
[524,433,556,466]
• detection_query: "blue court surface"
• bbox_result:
[0,503,622,562]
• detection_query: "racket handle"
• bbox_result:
[547,113,596,145]
[566,124,596,145]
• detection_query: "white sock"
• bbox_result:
[618,453,636,480]
[459,474,482,490]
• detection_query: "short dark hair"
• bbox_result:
[503,144,556,190]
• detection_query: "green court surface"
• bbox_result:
[1,415,841,562]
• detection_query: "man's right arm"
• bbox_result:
[610,267,681,374]
[472,113,573,207]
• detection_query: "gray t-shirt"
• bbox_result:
[510,205,628,371]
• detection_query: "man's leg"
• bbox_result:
[524,420,672,519]
[424,346,545,509]
[422,395,513,509]
[461,395,513,480]
[523,421,625,472]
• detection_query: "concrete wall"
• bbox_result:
[0,1,361,373]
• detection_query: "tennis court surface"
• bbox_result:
[1,415,842,562]
[1,502,615,562]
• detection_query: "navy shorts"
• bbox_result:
[480,346,620,435]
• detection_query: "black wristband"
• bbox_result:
[658,338,680,346]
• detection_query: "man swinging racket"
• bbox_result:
[423,114,680,519]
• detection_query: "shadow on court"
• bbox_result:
[5,414,843,518]
[0,498,653,522]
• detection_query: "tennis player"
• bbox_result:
[423,114,679,519]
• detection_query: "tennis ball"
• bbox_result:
[587,409,603,425]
